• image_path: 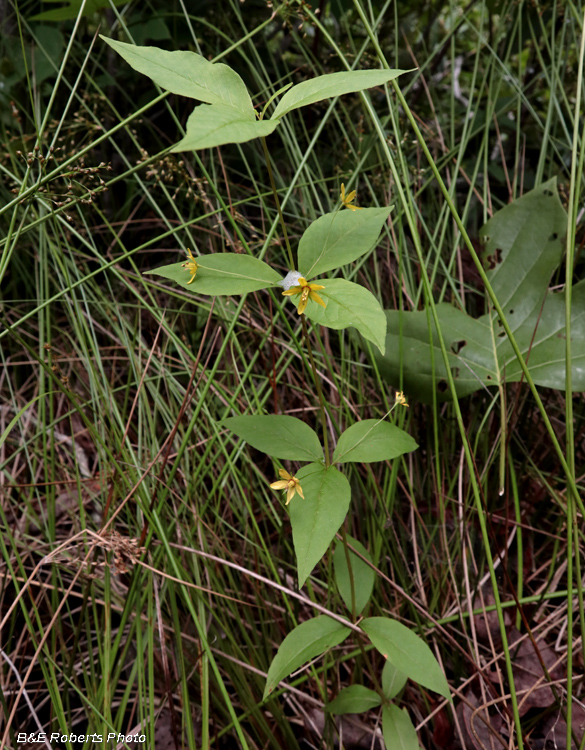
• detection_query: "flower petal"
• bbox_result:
[270,480,289,490]
[278,468,292,480]
[282,287,302,297]
[309,291,327,308]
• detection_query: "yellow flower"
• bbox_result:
[270,469,305,505]
[395,391,409,407]
[340,183,363,211]
[282,276,326,315]
[181,248,198,284]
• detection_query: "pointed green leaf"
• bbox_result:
[145,254,282,295]
[382,706,420,750]
[333,536,375,615]
[221,415,323,462]
[361,618,451,699]
[171,103,279,151]
[382,661,407,700]
[271,69,407,120]
[480,178,566,312]
[298,208,391,280]
[376,179,585,401]
[264,616,351,699]
[32,0,125,21]
[326,685,382,715]
[303,280,387,354]
[289,463,351,587]
[332,420,418,464]
[100,38,254,114]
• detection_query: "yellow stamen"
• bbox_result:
[181,248,198,284]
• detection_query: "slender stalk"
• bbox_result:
[564,12,585,745]
[261,136,295,269]
[301,314,330,466]
[339,524,357,622]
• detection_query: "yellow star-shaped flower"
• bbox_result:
[340,183,363,211]
[270,469,305,505]
[395,391,409,407]
[181,248,198,284]
[282,276,326,315]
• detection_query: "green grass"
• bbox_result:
[1,0,584,747]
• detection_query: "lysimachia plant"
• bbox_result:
[104,37,451,744]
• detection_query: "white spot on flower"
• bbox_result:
[279,270,304,290]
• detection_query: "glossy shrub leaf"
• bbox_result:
[289,463,351,587]
[100,38,254,114]
[304,279,386,354]
[382,661,407,700]
[298,208,391,280]
[382,706,420,750]
[264,616,351,699]
[326,685,382,715]
[145,254,282,295]
[377,179,585,401]
[332,420,418,464]
[221,416,323,462]
[271,69,406,120]
[171,103,279,151]
[333,536,375,615]
[361,618,450,699]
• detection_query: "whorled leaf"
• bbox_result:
[382,661,408,700]
[145,253,282,295]
[332,419,418,464]
[221,415,323,462]
[100,38,254,114]
[298,207,391,280]
[382,706,420,750]
[289,463,351,587]
[326,685,382,715]
[271,69,407,120]
[361,617,451,699]
[264,616,351,699]
[303,279,386,354]
[333,536,375,616]
[172,103,279,151]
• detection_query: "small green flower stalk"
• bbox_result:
[104,36,450,744]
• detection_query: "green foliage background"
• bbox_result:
[1,0,584,748]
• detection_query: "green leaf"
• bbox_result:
[376,179,584,401]
[361,618,451,699]
[382,662,407,700]
[221,416,323,462]
[382,706,420,750]
[298,208,391,279]
[145,254,283,295]
[303,280,387,354]
[480,178,566,314]
[271,69,407,120]
[31,0,125,21]
[332,420,418,464]
[289,463,351,587]
[326,685,382,715]
[100,38,254,114]
[171,103,279,151]
[333,536,375,615]
[263,616,351,699]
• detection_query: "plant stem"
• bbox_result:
[261,136,295,269]
[340,524,357,622]
[301,314,330,466]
